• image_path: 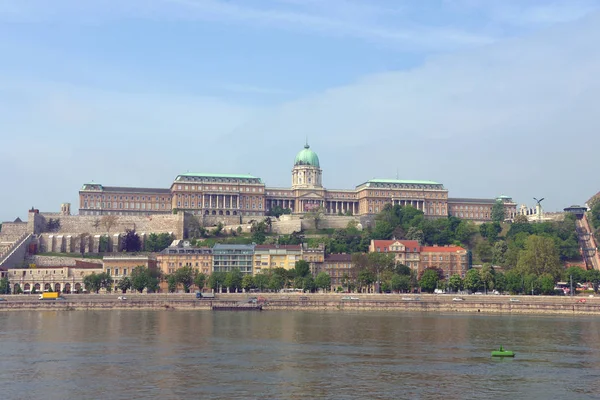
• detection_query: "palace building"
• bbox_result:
[79,143,517,222]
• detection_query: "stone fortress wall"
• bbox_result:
[2,206,374,257]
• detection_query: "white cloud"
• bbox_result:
[222,12,600,211]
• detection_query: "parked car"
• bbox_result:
[0,298,6,301]
[474,292,483,295]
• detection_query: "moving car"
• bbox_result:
[509,298,520,302]
[452,297,464,302]
[118,296,127,301]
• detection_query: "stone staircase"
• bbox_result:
[0,233,33,268]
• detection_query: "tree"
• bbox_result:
[455,220,477,246]
[492,241,508,265]
[78,232,90,257]
[224,269,243,293]
[315,272,332,292]
[538,274,556,295]
[144,233,174,252]
[166,275,178,293]
[513,214,528,224]
[391,274,410,293]
[83,273,102,293]
[242,275,255,291]
[130,266,152,293]
[101,215,119,237]
[504,270,523,294]
[307,206,325,230]
[405,227,425,244]
[563,266,587,284]
[175,266,195,293]
[46,218,61,232]
[294,260,311,278]
[212,222,224,237]
[187,217,206,239]
[268,273,285,292]
[116,277,132,293]
[587,270,600,294]
[194,273,207,291]
[463,269,482,293]
[479,265,496,292]
[98,272,113,292]
[0,276,11,294]
[254,273,269,292]
[92,218,101,232]
[357,269,375,293]
[419,268,440,293]
[208,272,226,292]
[302,275,316,292]
[122,229,142,252]
[448,274,463,292]
[516,235,562,280]
[491,200,506,222]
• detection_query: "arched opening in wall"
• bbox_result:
[13,283,20,293]
[218,211,223,215]
[233,211,237,216]
[64,283,71,294]
[24,283,31,292]
[226,211,230,215]
[205,210,209,215]
[54,283,61,292]
[212,211,216,215]
[44,283,51,291]
[34,283,41,292]
[74,283,82,293]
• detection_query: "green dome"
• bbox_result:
[294,144,320,168]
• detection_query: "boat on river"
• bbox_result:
[491,345,515,357]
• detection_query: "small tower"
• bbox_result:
[60,203,71,216]
[291,141,322,189]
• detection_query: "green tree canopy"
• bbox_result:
[294,260,311,278]
[516,235,562,280]
[419,268,440,293]
[491,200,506,223]
[315,272,332,292]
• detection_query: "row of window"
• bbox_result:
[84,202,167,210]
[83,194,170,201]
[176,185,263,192]
[368,191,445,198]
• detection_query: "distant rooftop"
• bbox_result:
[175,173,261,181]
[357,178,444,189]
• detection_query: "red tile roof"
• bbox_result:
[420,246,466,253]
[371,240,420,250]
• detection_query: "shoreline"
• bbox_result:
[1,293,598,315]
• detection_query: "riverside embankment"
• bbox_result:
[1,293,600,315]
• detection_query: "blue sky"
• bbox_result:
[1,0,600,221]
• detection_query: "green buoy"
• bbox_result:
[491,345,515,357]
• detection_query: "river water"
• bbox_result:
[1,310,600,399]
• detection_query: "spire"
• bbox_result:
[305,136,309,149]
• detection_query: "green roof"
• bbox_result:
[176,173,261,182]
[366,178,442,185]
[294,144,320,168]
[177,173,259,179]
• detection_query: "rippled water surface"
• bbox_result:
[1,311,600,399]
